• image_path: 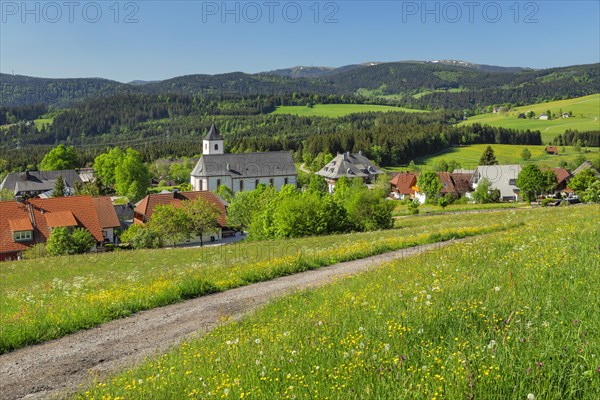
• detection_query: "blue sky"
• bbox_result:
[1,1,599,82]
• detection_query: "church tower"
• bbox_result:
[202,124,224,155]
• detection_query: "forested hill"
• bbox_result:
[1,62,598,109]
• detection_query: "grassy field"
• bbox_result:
[80,205,600,399]
[459,94,600,143]
[386,144,599,171]
[0,212,517,353]
[392,202,528,217]
[271,104,426,117]
[33,118,53,129]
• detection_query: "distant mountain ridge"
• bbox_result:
[1,60,598,108]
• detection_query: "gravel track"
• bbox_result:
[0,239,468,400]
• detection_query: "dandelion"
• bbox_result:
[426,294,432,300]
[255,338,261,344]
[494,286,501,292]
[137,379,143,385]
[527,394,535,400]
[487,340,496,349]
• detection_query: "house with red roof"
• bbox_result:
[389,172,417,200]
[0,196,120,262]
[133,190,230,244]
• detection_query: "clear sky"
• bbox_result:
[1,0,599,82]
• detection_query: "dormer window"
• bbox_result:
[14,231,33,242]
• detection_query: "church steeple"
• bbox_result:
[202,124,224,155]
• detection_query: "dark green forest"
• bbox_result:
[2,62,598,109]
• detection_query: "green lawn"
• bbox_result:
[81,205,600,400]
[392,202,528,217]
[0,212,517,353]
[33,118,53,129]
[386,144,599,171]
[459,94,600,143]
[271,104,427,117]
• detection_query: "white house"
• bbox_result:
[469,165,522,202]
[190,125,297,194]
[316,151,385,193]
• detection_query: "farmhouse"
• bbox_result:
[134,190,230,243]
[390,172,417,200]
[0,170,84,198]
[470,165,522,202]
[190,125,297,194]
[0,196,120,262]
[316,151,385,193]
[545,146,559,155]
[551,168,571,193]
[572,161,600,178]
[539,114,550,120]
[518,113,526,119]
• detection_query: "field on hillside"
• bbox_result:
[386,144,599,171]
[459,94,600,143]
[81,205,600,399]
[271,104,426,117]
[33,118,53,129]
[0,212,517,353]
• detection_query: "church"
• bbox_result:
[190,125,298,194]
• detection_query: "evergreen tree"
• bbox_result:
[479,146,499,166]
[52,175,66,197]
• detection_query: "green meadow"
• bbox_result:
[459,94,600,143]
[80,205,600,400]
[386,144,599,171]
[0,212,517,353]
[271,104,426,117]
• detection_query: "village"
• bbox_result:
[1,124,598,262]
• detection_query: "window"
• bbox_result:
[255,179,259,189]
[204,143,208,150]
[269,178,274,187]
[216,179,221,188]
[240,180,244,191]
[14,231,32,242]
[214,144,219,151]
[284,177,288,185]
[509,179,517,185]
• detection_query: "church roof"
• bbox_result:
[191,151,297,178]
[204,124,223,141]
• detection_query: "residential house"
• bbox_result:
[545,146,559,155]
[572,161,600,178]
[390,172,417,200]
[0,170,83,198]
[517,113,526,119]
[492,106,501,114]
[551,168,571,193]
[538,114,550,120]
[190,125,297,194]
[469,165,522,201]
[562,112,570,118]
[450,172,474,196]
[133,190,230,243]
[316,151,385,193]
[0,196,120,261]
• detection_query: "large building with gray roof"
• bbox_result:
[316,151,385,193]
[190,125,297,194]
[0,170,83,198]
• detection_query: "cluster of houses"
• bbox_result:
[0,124,596,261]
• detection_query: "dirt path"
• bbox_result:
[0,239,468,400]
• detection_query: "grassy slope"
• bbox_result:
[271,104,426,117]
[385,144,599,171]
[33,118,53,129]
[81,205,600,400]
[0,212,515,353]
[459,94,600,143]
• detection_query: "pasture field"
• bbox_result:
[80,205,600,399]
[391,202,527,217]
[271,104,426,117]
[459,94,600,143]
[385,144,599,171]
[0,212,517,353]
[33,118,53,129]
